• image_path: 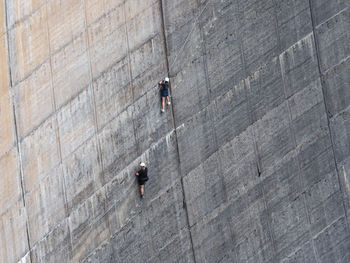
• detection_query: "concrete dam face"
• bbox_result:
[1,0,350,262]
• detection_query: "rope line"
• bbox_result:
[167,0,211,75]
[157,0,211,83]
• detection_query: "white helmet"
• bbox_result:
[140,162,146,167]
[164,77,169,82]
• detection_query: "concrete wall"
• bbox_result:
[0,0,349,262]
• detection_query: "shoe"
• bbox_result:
[141,194,144,199]
[167,101,171,105]
[161,108,165,113]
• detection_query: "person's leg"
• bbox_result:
[166,96,170,105]
[140,185,145,196]
[161,97,165,111]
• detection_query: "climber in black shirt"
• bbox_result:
[159,77,171,113]
[135,162,148,198]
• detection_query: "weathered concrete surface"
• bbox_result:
[0,0,350,262]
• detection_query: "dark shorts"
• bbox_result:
[138,178,147,185]
[161,90,168,97]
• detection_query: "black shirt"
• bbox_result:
[138,168,148,181]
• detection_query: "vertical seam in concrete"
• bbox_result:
[272,0,282,55]
[83,0,105,172]
[147,0,190,254]
[307,2,350,261]
[279,43,311,224]
[236,0,262,177]
[11,103,33,263]
[82,0,110,241]
[123,3,141,157]
[193,1,235,258]
[44,0,70,226]
[279,52,318,262]
[237,0,277,258]
[307,0,350,226]
[236,0,277,258]
[194,2,233,248]
[45,1,60,161]
[44,2,73,260]
[159,1,197,262]
[4,0,32,261]
[192,0,219,159]
[195,1,211,103]
[245,76,278,261]
[195,0,220,155]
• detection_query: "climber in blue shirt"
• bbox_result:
[159,77,171,113]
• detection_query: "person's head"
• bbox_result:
[164,77,169,83]
[140,162,146,169]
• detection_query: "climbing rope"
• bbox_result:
[167,0,211,75]
[156,0,212,84]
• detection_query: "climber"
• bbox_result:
[135,162,148,198]
[159,77,171,113]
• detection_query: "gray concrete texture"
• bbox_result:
[0,0,350,262]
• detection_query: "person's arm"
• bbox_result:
[135,171,139,176]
